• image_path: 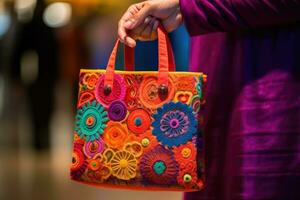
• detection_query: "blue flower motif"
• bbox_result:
[152,102,197,147]
[75,100,108,142]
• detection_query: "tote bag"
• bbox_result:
[70,25,206,191]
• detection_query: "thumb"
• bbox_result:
[124,3,153,30]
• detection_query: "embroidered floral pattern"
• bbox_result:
[129,130,159,153]
[86,155,112,182]
[124,142,143,158]
[196,74,206,99]
[103,122,128,149]
[71,71,205,191]
[139,76,175,109]
[124,75,140,110]
[177,169,198,189]
[83,138,105,158]
[83,73,99,90]
[108,100,127,121]
[174,91,193,104]
[95,74,126,107]
[140,146,179,185]
[127,108,151,135]
[152,102,198,147]
[71,147,87,179]
[77,91,94,109]
[110,150,137,180]
[191,95,201,113]
[175,76,197,94]
[75,100,108,142]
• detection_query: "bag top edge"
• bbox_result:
[80,69,206,76]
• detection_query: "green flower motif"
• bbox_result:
[153,161,166,175]
[196,75,204,98]
[75,100,108,141]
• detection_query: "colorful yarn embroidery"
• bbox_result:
[73,133,85,145]
[139,76,174,109]
[86,157,112,182]
[129,130,159,153]
[124,142,143,158]
[77,91,94,109]
[71,147,87,179]
[152,102,198,147]
[124,75,140,110]
[140,146,179,185]
[108,100,127,121]
[83,73,98,90]
[83,138,105,158]
[191,95,201,113]
[174,91,193,104]
[173,142,197,172]
[103,122,128,149]
[88,158,101,171]
[102,148,115,163]
[196,75,205,99]
[127,108,151,135]
[175,76,197,94]
[177,169,198,189]
[95,74,126,107]
[75,100,108,142]
[110,150,137,180]
[72,71,205,191]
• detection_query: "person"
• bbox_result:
[118,1,300,199]
[12,0,58,151]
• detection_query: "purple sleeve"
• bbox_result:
[179,0,300,36]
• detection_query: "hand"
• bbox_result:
[118,0,182,47]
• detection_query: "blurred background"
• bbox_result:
[0,0,190,199]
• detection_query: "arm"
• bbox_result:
[180,0,300,36]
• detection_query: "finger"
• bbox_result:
[132,16,152,39]
[118,20,127,43]
[162,8,183,33]
[124,36,136,48]
[139,17,156,41]
[118,3,143,43]
[124,2,153,30]
[150,19,159,40]
[118,12,133,42]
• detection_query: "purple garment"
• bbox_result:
[179,0,300,199]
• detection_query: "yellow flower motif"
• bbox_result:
[123,142,143,158]
[110,150,137,180]
[83,73,98,90]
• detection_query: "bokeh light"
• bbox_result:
[43,2,72,28]
[0,11,10,38]
[15,0,37,22]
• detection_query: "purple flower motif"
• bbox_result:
[83,138,105,158]
[160,110,189,138]
[108,100,127,121]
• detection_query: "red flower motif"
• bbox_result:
[177,168,198,189]
[173,142,197,163]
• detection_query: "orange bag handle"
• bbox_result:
[124,45,135,71]
[123,30,176,71]
[104,24,175,96]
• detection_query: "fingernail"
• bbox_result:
[128,42,134,48]
[144,17,151,24]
